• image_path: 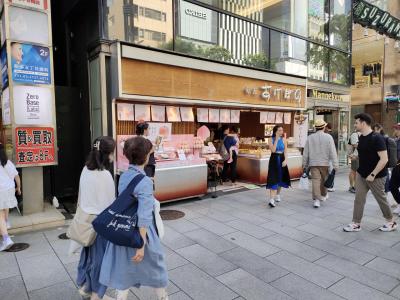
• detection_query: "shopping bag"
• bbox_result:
[92,174,145,249]
[324,169,336,188]
[154,199,165,240]
[299,170,309,190]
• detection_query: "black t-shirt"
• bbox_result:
[357,132,388,178]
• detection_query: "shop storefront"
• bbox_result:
[306,82,351,167]
[110,45,306,202]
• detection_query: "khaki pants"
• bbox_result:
[353,174,393,223]
[310,167,329,201]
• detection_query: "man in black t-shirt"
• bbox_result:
[343,113,396,232]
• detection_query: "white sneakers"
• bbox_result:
[343,222,397,232]
[321,194,329,202]
[0,237,14,252]
[268,195,281,208]
[313,200,320,208]
[343,223,361,232]
[379,222,397,232]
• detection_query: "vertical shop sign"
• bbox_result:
[1,87,10,124]
[11,43,51,84]
[15,127,56,166]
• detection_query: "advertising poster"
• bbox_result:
[13,85,53,125]
[1,45,8,88]
[11,43,51,84]
[1,87,10,125]
[208,109,219,123]
[116,103,134,121]
[9,7,49,45]
[148,122,172,143]
[260,111,268,124]
[15,127,56,167]
[197,108,208,123]
[284,112,292,124]
[116,135,132,172]
[9,0,48,10]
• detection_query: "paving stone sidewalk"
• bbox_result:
[1,172,400,300]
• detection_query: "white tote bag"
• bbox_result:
[154,199,165,239]
[299,175,309,191]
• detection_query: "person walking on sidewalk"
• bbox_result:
[302,119,338,208]
[76,136,116,300]
[100,137,169,300]
[266,125,291,207]
[343,113,397,232]
[390,160,400,215]
[0,144,21,252]
[348,126,360,194]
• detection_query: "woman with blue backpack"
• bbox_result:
[99,136,168,300]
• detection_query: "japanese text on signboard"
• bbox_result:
[15,127,56,166]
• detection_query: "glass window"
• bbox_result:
[195,0,308,37]
[329,0,352,51]
[308,0,329,43]
[104,0,173,49]
[270,31,307,76]
[308,43,329,81]
[330,49,350,85]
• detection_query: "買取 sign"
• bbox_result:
[8,0,48,10]
[11,43,51,84]
[353,0,400,40]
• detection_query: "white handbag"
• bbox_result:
[154,199,165,239]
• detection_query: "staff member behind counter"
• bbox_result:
[136,121,156,179]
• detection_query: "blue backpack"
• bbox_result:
[92,174,145,249]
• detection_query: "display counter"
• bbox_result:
[154,158,208,202]
[237,151,303,185]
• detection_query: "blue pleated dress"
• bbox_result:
[99,165,168,290]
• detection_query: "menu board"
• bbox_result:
[197,108,208,122]
[135,104,150,121]
[230,110,240,123]
[267,112,276,123]
[166,106,181,122]
[180,107,194,122]
[260,111,268,124]
[284,112,292,124]
[275,112,284,124]
[208,109,219,123]
[117,103,134,121]
[151,105,165,122]
[219,109,230,123]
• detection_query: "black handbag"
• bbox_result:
[92,174,145,249]
[324,169,336,188]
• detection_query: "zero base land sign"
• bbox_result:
[15,127,56,167]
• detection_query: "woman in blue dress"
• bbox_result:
[266,125,291,207]
[100,136,168,300]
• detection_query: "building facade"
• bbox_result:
[351,0,400,132]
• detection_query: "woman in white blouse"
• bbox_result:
[76,136,116,300]
[0,143,21,251]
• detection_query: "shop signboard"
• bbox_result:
[308,89,346,102]
[8,0,48,10]
[11,43,50,84]
[1,87,10,124]
[179,0,217,44]
[15,126,56,166]
[9,6,49,45]
[353,0,400,39]
[13,85,53,125]
[1,45,8,88]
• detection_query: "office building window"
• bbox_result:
[308,0,329,43]
[329,0,351,51]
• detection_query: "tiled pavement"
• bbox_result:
[1,172,400,300]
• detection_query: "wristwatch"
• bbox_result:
[370,173,375,177]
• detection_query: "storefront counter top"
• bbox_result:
[237,153,303,185]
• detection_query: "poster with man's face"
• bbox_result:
[11,43,51,84]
